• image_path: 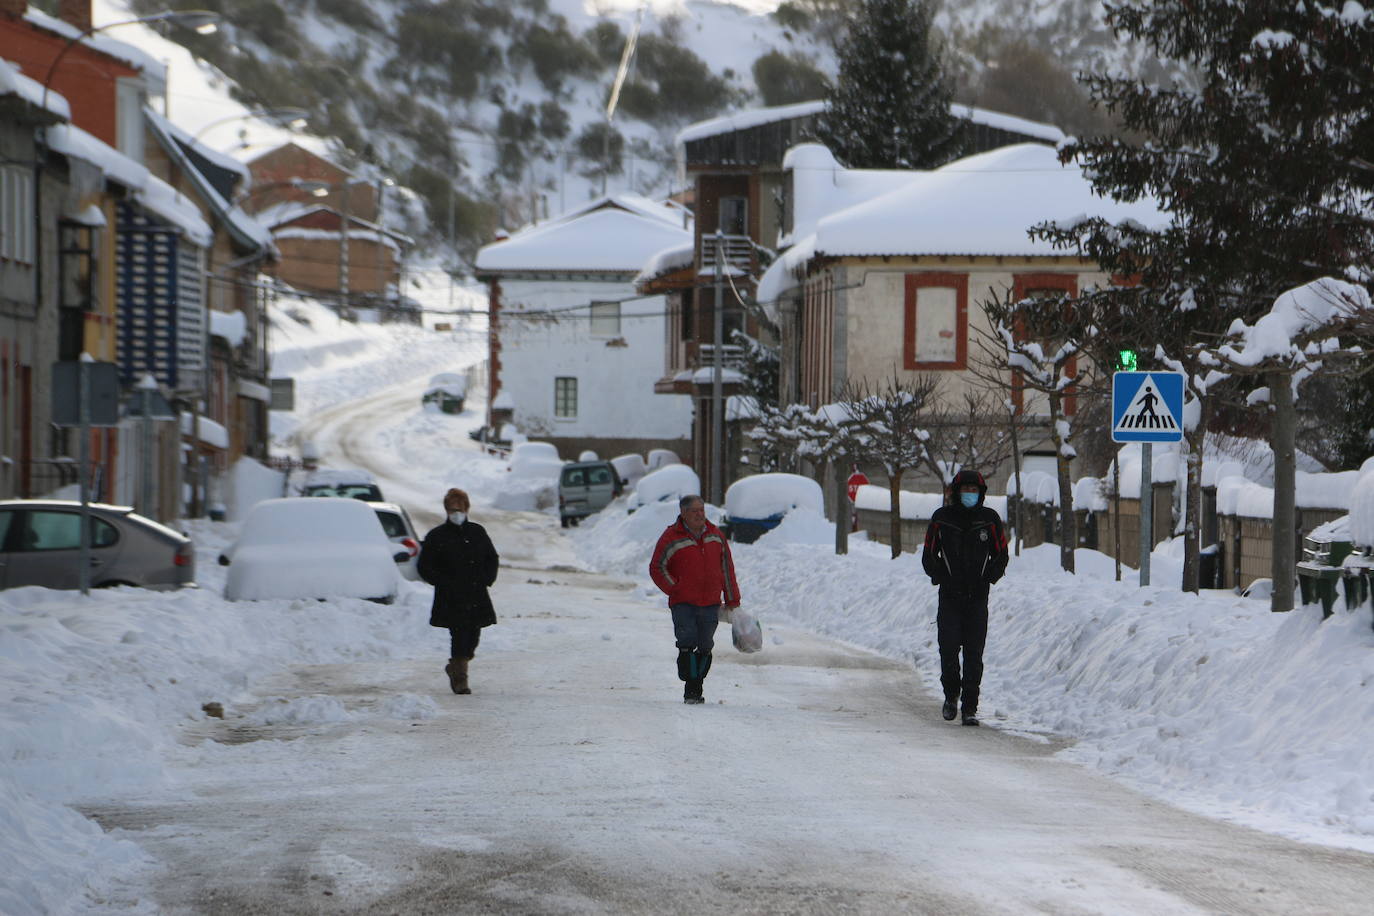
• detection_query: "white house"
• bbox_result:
[474,194,695,461]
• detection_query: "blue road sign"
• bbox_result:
[1112,371,1185,443]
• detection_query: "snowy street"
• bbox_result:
[66,363,1370,914]
[78,561,1374,915]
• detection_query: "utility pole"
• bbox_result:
[77,355,92,596]
[138,374,156,518]
[338,180,351,314]
[1139,442,1152,587]
[711,230,724,506]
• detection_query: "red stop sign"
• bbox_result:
[846,471,869,504]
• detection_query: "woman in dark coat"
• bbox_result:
[418,487,499,694]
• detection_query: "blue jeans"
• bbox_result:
[670,603,720,652]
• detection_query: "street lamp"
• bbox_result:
[191,108,309,143]
[39,10,220,114]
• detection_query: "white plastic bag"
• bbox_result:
[731,607,763,653]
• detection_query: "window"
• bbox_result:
[20,511,118,551]
[589,301,620,336]
[1,166,35,264]
[904,273,968,370]
[719,196,747,235]
[116,79,146,162]
[588,466,612,485]
[554,377,577,419]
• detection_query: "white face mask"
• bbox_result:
[448,511,467,525]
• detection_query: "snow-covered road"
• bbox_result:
[81,566,1374,914]
[69,372,1372,914]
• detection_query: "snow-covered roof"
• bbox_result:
[150,109,251,182]
[951,104,1066,144]
[0,57,71,120]
[274,226,404,254]
[24,9,167,86]
[634,240,695,284]
[540,192,691,231]
[781,143,925,247]
[475,206,693,274]
[44,123,213,247]
[677,100,826,146]
[802,143,1167,261]
[144,107,274,255]
[677,100,1064,150]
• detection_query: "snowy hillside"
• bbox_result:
[78,0,1157,266]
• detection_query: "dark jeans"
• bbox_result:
[449,625,481,660]
[937,590,989,712]
[670,603,720,652]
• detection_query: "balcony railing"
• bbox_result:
[694,343,746,371]
[698,233,754,275]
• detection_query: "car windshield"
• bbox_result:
[306,484,382,500]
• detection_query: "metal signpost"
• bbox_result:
[1111,371,1185,587]
[52,359,120,595]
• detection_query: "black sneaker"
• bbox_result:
[961,711,980,727]
[942,698,957,721]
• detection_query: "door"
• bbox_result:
[5,509,122,590]
[560,467,590,516]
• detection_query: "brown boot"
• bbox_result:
[445,658,472,695]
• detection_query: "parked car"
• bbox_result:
[723,473,825,543]
[610,453,648,492]
[219,497,406,603]
[0,499,194,591]
[559,461,622,527]
[300,468,384,501]
[421,372,467,413]
[368,501,421,580]
[628,464,700,514]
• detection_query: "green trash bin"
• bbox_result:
[1297,527,1353,619]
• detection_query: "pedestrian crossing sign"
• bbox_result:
[1112,371,1185,443]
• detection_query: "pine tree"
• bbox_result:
[815,0,965,169]
[1031,0,1374,592]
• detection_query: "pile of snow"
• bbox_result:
[724,473,823,520]
[629,464,700,512]
[226,457,286,521]
[0,517,460,914]
[494,442,563,512]
[423,372,467,396]
[1351,457,1374,548]
[755,508,840,546]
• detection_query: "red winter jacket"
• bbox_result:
[649,517,741,608]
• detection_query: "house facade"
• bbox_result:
[758,142,1168,491]
[243,143,409,316]
[653,100,1069,501]
[475,195,694,461]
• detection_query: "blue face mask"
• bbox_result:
[959,491,979,508]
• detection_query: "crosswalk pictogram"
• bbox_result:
[1112,371,1184,443]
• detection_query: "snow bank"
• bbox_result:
[1351,459,1374,548]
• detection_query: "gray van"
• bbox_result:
[559,461,622,527]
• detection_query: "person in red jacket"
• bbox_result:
[648,494,742,704]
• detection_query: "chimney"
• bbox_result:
[58,0,93,33]
[0,0,26,21]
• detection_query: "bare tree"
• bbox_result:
[840,371,940,558]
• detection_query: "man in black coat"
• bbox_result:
[418,488,499,695]
[921,469,1009,726]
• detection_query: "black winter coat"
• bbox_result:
[418,519,499,629]
[921,503,1009,596]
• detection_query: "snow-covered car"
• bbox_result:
[421,372,467,413]
[628,464,701,513]
[558,461,621,527]
[646,449,681,471]
[610,453,648,492]
[507,441,563,478]
[723,473,825,543]
[300,468,384,501]
[219,498,407,602]
[368,501,421,580]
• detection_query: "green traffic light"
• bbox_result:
[1119,349,1138,371]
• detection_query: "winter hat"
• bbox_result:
[949,469,987,505]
